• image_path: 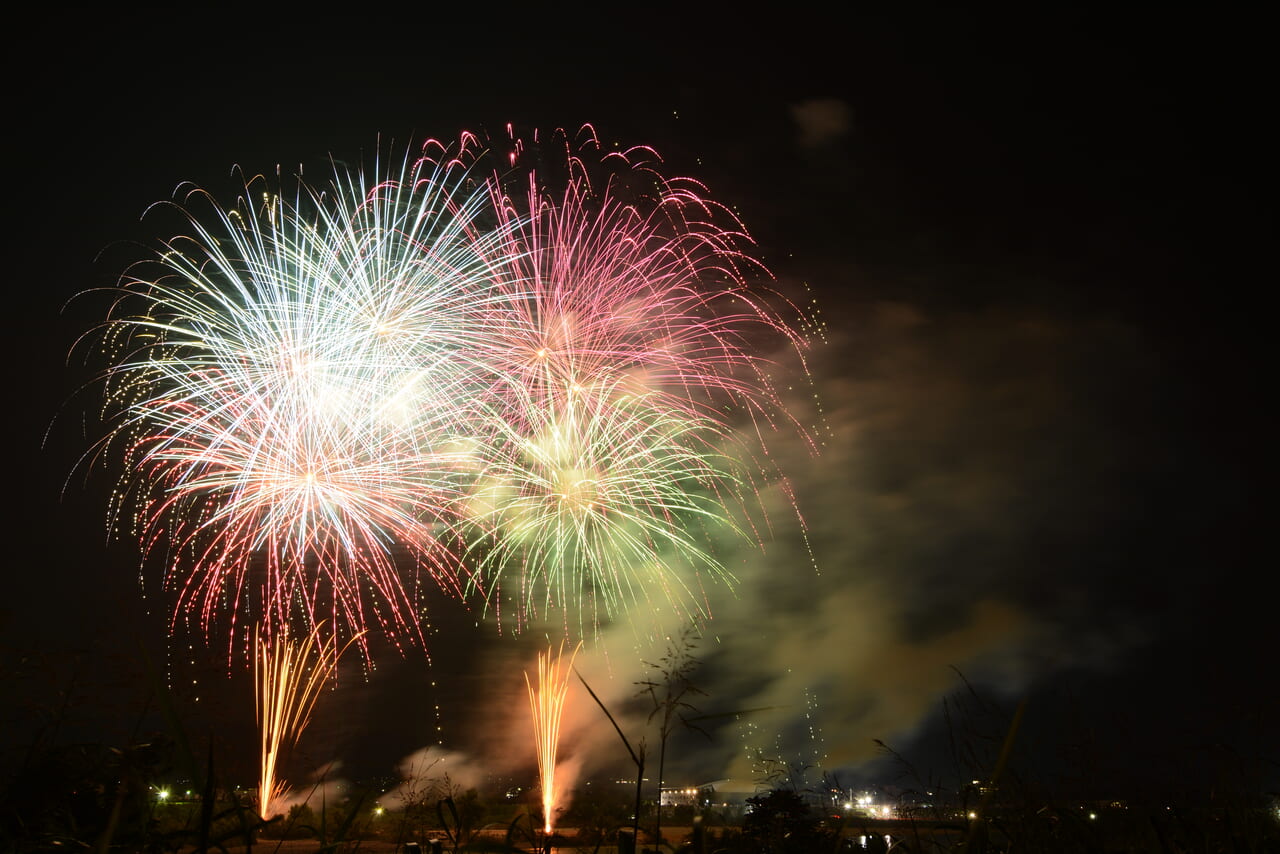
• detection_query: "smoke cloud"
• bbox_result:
[364,293,1170,801]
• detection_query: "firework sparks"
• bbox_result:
[76,123,817,659]
[78,136,516,658]
[462,377,743,636]
[255,622,360,819]
[525,640,582,835]
[459,124,816,634]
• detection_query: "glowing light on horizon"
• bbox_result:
[526,640,581,835]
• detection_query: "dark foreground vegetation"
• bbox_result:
[2,731,1277,854]
[5,634,1277,852]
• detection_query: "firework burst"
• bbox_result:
[458,124,816,635]
[78,136,515,658]
[462,377,743,636]
[76,123,817,659]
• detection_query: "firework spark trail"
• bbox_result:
[525,640,582,835]
[79,135,520,659]
[255,622,361,820]
[459,124,817,635]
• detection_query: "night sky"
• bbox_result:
[6,8,1275,808]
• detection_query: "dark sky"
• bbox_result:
[6,8,1275,807]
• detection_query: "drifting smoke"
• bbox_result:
[270,761,352,816]
[381,746,494,808]
[685,296,1167,786]
[791,97,854,151]
[507,295,1170,791]
[362,293,1170,799]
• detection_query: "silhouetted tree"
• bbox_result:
[741,788,833,853]
[637,623,707,850]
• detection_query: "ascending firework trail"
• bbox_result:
[526,640,582,836]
